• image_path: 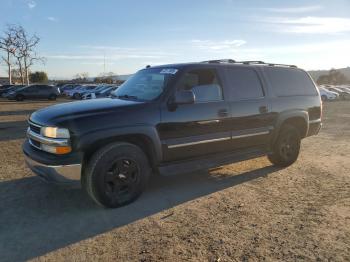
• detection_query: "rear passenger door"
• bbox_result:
[24,85,39,99]
[223,67,275,150]
[38,86,51,98]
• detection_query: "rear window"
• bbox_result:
[265,67,317,96]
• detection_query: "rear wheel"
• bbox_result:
[83,142,151,208]
[48,94,57,100]
[321,95,327,101]
[15,95,24,101]
[73,93,80,99]
[268,124,301,167]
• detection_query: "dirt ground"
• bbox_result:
[0,98,349,262]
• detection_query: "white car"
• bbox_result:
[318,86,339,101]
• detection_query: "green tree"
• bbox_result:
[29,71,48,83]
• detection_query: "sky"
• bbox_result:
[0,0,350,79]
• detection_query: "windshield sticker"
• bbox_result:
[160,68,178,75]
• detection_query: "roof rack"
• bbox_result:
[200,59,297,68]
[201,59,236,64]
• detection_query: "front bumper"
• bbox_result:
[24,154,82,186]
[23,140,82,186]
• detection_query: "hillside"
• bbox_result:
[308,67,350,81]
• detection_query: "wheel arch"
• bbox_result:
[273,111,309,143]
[77,126,162,170]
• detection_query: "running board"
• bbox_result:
[158,148,268,176]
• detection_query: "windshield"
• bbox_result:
[112,68,177,101]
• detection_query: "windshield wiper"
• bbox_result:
[116,94,140,100]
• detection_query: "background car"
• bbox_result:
[70,85,97,99]
[82,85,117,100]
[1,85,25,97]
[79,84,107,97]
[318,86,339,101]
[58,84,80,93]
[63,85,85,97]
[7,85,60,101]
[0,84,14,90]
[338,86,350,93]
[327,87,350,100]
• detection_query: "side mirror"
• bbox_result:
[174,90,195,105]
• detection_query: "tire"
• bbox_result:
[73,93,80,99]
[268,124,301,167]
[321,95,327,101]
[48,94,57,101]
[15,95,24,101]
[83,142,151,208]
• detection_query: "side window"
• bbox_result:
[265,67,317,96]
[26,86,37,92]
[225,68,264,100]
[179,68,223,102]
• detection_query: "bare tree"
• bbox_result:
[0,25,17,84]
[13,26,44,85]
[81,72,89,80]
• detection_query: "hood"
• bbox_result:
[30,98,143,126]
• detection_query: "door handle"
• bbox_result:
[259,106,268,114]
[218,109,228,117]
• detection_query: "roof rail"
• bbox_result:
[237,60,297,68]
[239,61,265,65]
[200,59,297,68]
[201,59,236,64]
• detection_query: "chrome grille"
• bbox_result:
[29,138,41,149]
[28,121,42,150]
[29,122,41,134]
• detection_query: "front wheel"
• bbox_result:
[268,124,301,167]
[83,142,151,208]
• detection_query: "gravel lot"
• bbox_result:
[0,98,349,261]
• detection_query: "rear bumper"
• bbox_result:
[307,119,322,136]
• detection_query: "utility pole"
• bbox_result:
[103,50,106,77]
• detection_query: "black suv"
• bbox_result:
[23,60,322,208]
[7,85,60,101]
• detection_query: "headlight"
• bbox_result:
[41,127,70,138]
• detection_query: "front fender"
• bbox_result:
[75,125,163,162]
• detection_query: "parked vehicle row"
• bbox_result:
[62,84,119,100]
[0,83,118,101]
[318,85,350,101]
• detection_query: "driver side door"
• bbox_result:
[158,67,231,162]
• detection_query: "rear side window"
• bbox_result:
[27,86,38,91]
[265,67,317,96]
[224,68,264,100]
